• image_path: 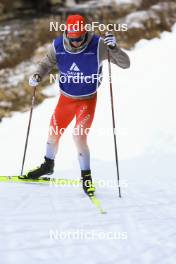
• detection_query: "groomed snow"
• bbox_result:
[0,24,176,264]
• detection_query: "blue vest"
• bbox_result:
[54,35,102,97]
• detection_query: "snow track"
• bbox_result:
[0,156,176,263]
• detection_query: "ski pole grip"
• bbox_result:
[34,74,41,83]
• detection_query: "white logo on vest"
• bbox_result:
[60,61,102,85]
[69,62,80,72]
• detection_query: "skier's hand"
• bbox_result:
[104,33,117,49]
[29,74,41,87]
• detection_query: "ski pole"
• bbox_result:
[20,87,36,176]
[106,33,122,198]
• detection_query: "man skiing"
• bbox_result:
[22,14,130,196]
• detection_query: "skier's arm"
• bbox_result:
[35,43,57,78]
[29,44,57,87]
[99,36,130,69]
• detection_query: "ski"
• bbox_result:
[0,176,106,214]
[0,176,81,186]
[86,193,107,214]
[90,195,107,214]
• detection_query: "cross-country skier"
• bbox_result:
[22,14,130,196]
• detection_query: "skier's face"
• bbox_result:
[71,40,84,47]
[68,34,86,47]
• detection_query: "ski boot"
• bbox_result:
[19,157,54,180]
[81,170,95,197]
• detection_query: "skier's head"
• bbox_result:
[66,14,87,47]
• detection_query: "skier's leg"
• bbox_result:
[73,94,97,170]
[46,94,77,159]
[22,95,76,179]
[73,94,97,195]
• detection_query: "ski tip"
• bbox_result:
[89,195,107,214]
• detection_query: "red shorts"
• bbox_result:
[49,93,97,140]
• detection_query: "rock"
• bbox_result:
[116,1,176,48]
[0,17,59,69]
